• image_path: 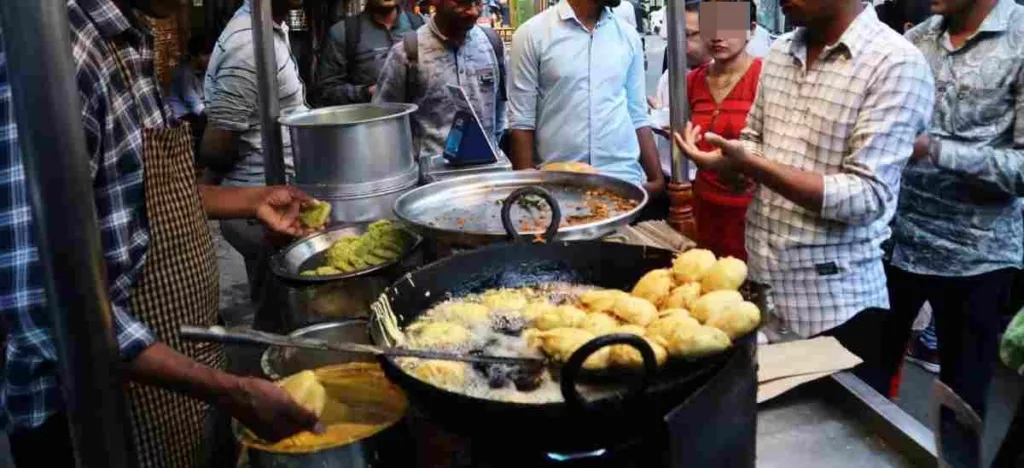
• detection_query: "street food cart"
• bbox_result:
[0,1,944,467]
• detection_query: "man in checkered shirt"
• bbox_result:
[675,0,935,393]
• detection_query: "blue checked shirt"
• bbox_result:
[740,6,935,336]
[0,0,160,432]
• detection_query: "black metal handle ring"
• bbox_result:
[560,333,658,411]
[500,186,562,243]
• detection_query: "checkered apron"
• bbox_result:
[111,46,225,468]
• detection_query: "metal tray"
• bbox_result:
[270,221,423,284]
[393,171,648,247]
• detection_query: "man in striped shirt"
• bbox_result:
[674,0,934,393]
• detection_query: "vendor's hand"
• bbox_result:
[911,135,931,162]
[672,122,750,172]
[223,376,322,443]
[255,186,318,238]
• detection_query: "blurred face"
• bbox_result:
[601,0,624,9]
[930,0,973,16]
[779,0,833,26]
[699,3,751,62]
[436,0,483,32]
[685,11,711,67]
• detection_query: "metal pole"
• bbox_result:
[0,2,135,468]
[666,0,689,183]
[252,0,287,186]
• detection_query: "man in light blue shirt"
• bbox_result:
[508,0,664,194]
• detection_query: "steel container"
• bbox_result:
[250,324,413,468]
[281,104,419,223]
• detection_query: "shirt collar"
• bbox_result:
[927,0,1015,36]
[555,0,613,27]
[787,4,878,63]
[241,0,286,31]
[77,0,139,40]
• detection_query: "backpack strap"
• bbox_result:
[403,32,419,101]
[344,14,361,73]
[480,27,507,102]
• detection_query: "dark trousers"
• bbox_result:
[9,412,76,467]
[817,307,897,395]
[885,265,1016,466]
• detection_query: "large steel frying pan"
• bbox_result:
[368,188,755,453]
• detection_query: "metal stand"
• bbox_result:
[664,0,695,239]
[252,0,286,186]
[0,2,135,467]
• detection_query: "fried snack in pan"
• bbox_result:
[435,302,491,326]
[662,282,702,311]
[579,289,630,314]
[407,359,467,390]
[671,249,717,283]
[690,290,744,323]
[631,268,674,307]
[531,327,610,370]
[581,312,620,335]
[701,256,749,293]
[607,325,668,368]
[646,310,701,344]
[705,300,761,339]
[534,305,588,331]
[609,295,658,327]
[482,289,529,311]
[406,322,472,349]
[665,325,732,358]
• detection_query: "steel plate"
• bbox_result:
[393,171,648,247]
[270,221,423,284]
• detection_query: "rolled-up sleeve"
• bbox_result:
[821,55,934,225]
[205,65,257,132]
[625,31,650,129]
[508,26,538,130]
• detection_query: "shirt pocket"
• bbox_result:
[950,84,1012,137]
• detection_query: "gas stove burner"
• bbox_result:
[546,448,608,462]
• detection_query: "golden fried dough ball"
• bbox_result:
[662,282,702,311]
[407,322,472,349]
[605,325,668,368]
[701,257,749,293]
[690,290,744,323]
[277,370,327,417]
[540,162,600,174]
[609,295,658,326]
[631,269,674,307]
[671,249,717,283]
[409,360,466,390]
[646,310,701,344]
[665,325,732,358]
[522,301,557,322]
[534,305,588,330]
[581,312,620,335]
[580,289,630,314]
[532,328,609,370]
[706,300,761,339]
[436,302,490,326]
[481,289,529,311]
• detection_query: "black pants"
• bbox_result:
[816,307,896,395]
[885,265,1016,466]
[9,412,76,467]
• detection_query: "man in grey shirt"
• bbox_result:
[312,0,424,106]
[201,0,307,300]
[372,0,506,159]
[885,0,1023,464]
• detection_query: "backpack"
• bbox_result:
[344,10,426,69]
[401,26,507,102]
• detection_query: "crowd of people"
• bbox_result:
[0,0,1022,466]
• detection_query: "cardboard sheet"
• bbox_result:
[756,337,863,403]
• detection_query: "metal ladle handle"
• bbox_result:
[500,186,561,243]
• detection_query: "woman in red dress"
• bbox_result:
[674,0,763,260]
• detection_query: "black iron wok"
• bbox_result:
[368,188,754,453]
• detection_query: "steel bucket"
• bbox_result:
[281,103,419,224]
